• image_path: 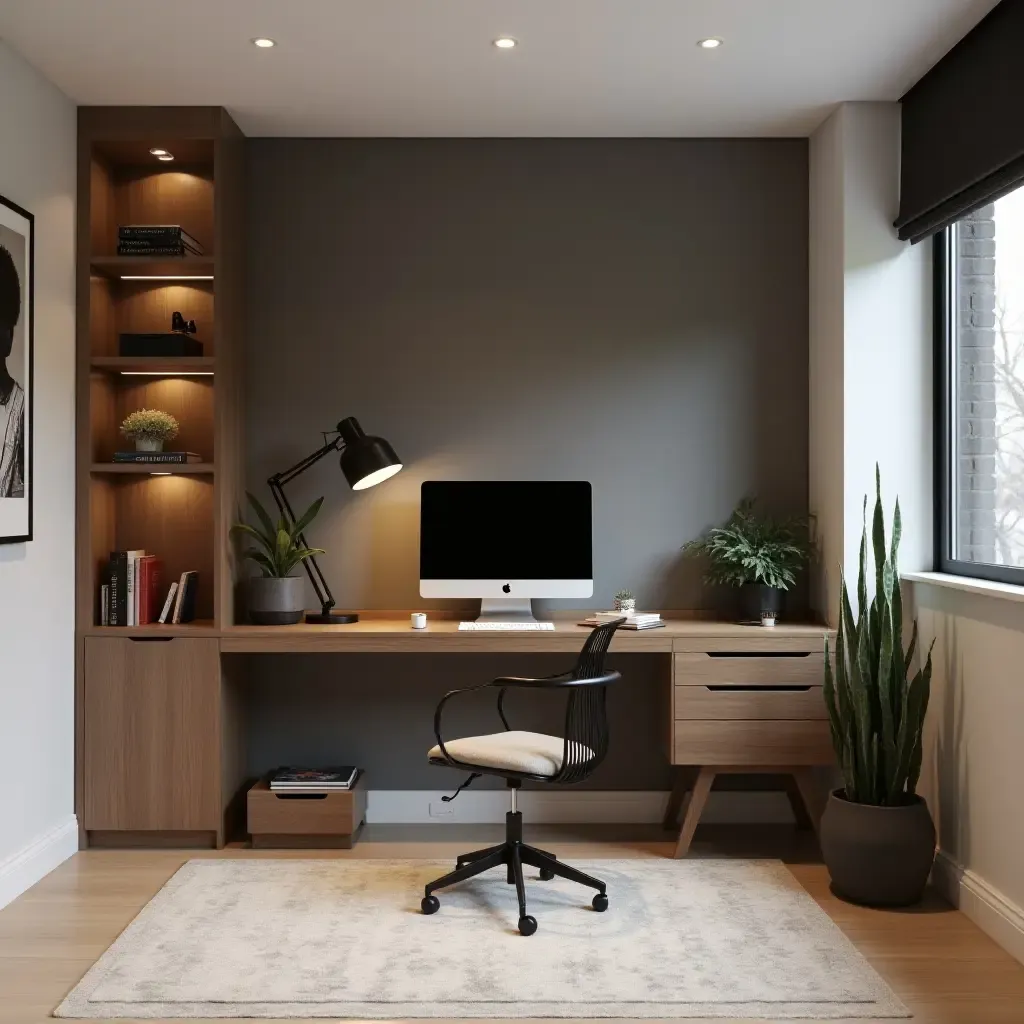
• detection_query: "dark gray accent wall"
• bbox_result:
[244,139,808,787]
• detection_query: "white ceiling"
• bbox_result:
[0,0,1000,137]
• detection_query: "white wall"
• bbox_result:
[808,103,932,623]
[914,582,1024,964]
[0,38,77,908]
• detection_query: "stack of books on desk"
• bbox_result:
[579,611,665,630]
[269,766,360,793]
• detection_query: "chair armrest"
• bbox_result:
[432,679,500,767]
[492,670,621,688]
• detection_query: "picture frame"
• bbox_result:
[0,193,33,543]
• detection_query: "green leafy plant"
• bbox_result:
[119,408,179,442]
[823,468,934,806]
[614,589,634,601]
[683,498,809,590]
[231,491,326,579]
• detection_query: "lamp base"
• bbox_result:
[304,611,359,625]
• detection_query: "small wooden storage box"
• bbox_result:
[247,773,367,849]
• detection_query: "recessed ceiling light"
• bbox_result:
[493,37,517,49]
[149,148,168,156]
[252,37,276,48]
[697,37,723,49]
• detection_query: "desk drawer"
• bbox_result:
[673,719,833,766]
[674,652,824,687]
[674,684,827,720]
[247,777,366,839]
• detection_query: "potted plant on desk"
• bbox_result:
[820,468,935,907]
[683,498,809,622]
[231,492,325,625]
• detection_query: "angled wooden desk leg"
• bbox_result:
[791,767,825,833]
[673,766,715,858]
[783,772,815,830]
[663,766,697,830]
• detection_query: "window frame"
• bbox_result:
[934,221,1024,585]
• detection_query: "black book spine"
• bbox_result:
[178,572,198,624]
[118,227,204,253]
[108,551,128,626]
[117,245,192,257]
[112,452,195,463]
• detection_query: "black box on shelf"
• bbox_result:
[119,333,204,357]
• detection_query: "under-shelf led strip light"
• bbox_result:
[119,275,214,281]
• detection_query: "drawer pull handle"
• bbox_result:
[706,652,812,659]
[128,637,175,643]
[273,793,328,801]
[706,684,814,692]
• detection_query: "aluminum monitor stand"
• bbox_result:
[476,597,538,623]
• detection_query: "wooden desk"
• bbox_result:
[77,616,834,851]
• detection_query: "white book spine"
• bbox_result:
[126,558,135,627]
[157,581,178,624]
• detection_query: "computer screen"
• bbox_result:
[419,481,593,598]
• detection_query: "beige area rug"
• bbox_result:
[55,858,907,1019]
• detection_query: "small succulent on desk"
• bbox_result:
[231,491,325,579]
[614,589,636,614]
[119,408,179,452]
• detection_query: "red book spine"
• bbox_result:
[137,557,163,625]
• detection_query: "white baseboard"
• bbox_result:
[933,850,1024,966]
[0,814,78,911]
[367,790,794,825]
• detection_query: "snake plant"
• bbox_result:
[824,467,933,805]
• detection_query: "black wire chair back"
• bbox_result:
[554,618,625,784]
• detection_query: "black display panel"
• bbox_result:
[420,481,593,580]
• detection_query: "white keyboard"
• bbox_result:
[458,621,556,631]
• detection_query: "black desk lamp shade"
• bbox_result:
[267,416,402,624]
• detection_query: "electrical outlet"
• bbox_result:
[429,801,454,818]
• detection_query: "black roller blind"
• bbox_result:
[895,0,1024,244]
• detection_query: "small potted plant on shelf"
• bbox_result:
[614,589,636,615]
[683,498,810,622]
[231,492,325,625]
[120,408,179,453]
[820,467,935,907]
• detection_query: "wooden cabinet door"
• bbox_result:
[82,637,221,830]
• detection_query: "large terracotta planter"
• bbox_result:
[820,789,936,907]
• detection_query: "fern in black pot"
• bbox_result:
[683,499,810,622]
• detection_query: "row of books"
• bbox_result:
[100,550,199,626]
[117,224,205,257]
[579,610,665,631]
[270,766,360,793]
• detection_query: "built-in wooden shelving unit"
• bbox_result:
[75,108,245,634]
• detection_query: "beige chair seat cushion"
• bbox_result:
[428,730,593,777]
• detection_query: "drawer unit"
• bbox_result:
[673,652,825,687]
[674,683,827,721]
[247,775,367,848]
[672,719,834,766]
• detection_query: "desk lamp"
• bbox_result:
[267,416,402,624]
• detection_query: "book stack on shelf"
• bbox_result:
[101,551,199,626]
[579,610,665,630]
[269,766,361,794]
[113,451,202,465]
[117,224,205,257]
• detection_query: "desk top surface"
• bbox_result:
[221,617,830,653]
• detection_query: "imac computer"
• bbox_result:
[419,481,593,627]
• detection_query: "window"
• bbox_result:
[936,183,1024,583]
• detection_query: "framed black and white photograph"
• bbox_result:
[0,194,33,543]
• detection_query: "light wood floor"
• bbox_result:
[2,824,1023,1024]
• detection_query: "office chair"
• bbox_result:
[421,618,625,936]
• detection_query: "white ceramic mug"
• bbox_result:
[411,612,427,629]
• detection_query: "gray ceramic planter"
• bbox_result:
[820,789,936,907]
[246,576,304,625]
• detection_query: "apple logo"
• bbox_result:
[502,583,511,594]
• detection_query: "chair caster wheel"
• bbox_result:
[421,895,440,915]
[592,893,609,912]
[539,868,555,881]
[518,915,538,936]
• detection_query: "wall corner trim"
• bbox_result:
[933,850,1024,966]
[0,814,78,911]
